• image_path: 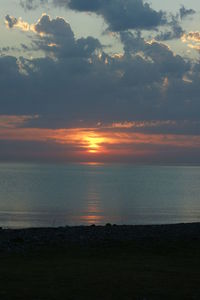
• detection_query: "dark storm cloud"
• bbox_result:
[2,14,200,135]
[180,6,195,20]
[20,0,166,31]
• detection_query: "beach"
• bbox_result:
[1,223,200,299]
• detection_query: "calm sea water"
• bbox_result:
[0,163,200,228]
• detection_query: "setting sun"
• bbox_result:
[83,133,106,153]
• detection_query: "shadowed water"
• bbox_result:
[0,163,200,228]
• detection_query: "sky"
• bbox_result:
[1,0,200,163]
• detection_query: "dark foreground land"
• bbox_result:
[1,223,200,300]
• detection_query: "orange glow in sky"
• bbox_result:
[1,116,200,162]
[82,132,106,153]
[49,128,114,154]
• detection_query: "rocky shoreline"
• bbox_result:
[1,222,200,253]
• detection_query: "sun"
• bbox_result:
[84,134,106,153]
[51,128,111,156]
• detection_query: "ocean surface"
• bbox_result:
[0,163,200,228]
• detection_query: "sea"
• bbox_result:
[0,162,200,228]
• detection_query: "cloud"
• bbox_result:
[5,13,74,37]
[5,15,18,28]
[120,31,189,77]
[5,14,101,59]
[104,120,200,135]
[20,0,48,10]
[2,14,200,139]
[20,1,195,42]
[182,32,200,43]
[5,14,30,31]
[0,115,39,129]
[20,0,166,31]
[69,0,166,31]
[155,15,184,41]
[182,32,200,52]
[180,6,195,20]
[154,6,196,42]
[34,14,74,38]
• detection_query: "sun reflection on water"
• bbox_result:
[81,178,104,225]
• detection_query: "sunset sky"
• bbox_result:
[1,0,200,163]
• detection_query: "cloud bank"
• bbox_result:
[2,14,199,128]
